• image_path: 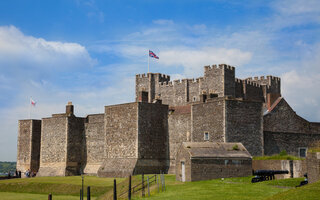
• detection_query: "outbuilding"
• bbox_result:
[176,142,252,182]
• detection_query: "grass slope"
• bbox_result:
[0,176,124,200]
[132,175,304,200]
[266,180,320,200]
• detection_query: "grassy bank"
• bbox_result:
[0,176,124,199]
[1,175,318,200]
[131,175,304,200]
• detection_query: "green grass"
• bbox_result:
[265,180,320,200]
[1,175,318,200]
[131,175,304,200]
[253,155,303,160]
[0,176,125,199]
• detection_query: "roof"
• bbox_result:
[169,105,191,114]
[182,142,252,159]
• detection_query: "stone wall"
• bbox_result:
[16,120,41,173]
[175,144,192,182]
[252,160,307,179]
[98,102,169,177]
[66,116,85,175]
[225,99,263,156]
[264,131,320,156]
[100,103,139,177]
[190,158,252,181]
[307,152,320,183]
[136,64,238,106]
[264,98,311,133]
[136,102,169,174]
[38,116,68,176]
[191,99,225,142]
[168,105,191,173]
[83,114,105,174]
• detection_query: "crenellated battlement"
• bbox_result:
[244,79,261,87]
[235,78,243,84]
[204,64,235,73]
[245,75,280,86]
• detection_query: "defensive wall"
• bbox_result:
[16,63,320,178]
[263,98,320,156]
[97,102,169,177]
[135,64,281,107]
[16,119,41,174]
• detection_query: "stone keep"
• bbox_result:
[16,64,320,177]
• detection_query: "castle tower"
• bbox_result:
[135,73,170,103]
[16,119,41,175]
[37,102,85,176]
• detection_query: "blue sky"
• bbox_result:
[0,0,320,161]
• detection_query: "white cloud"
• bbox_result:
[0,25,95,70]
[269,0,320,29]
[153,19,174,25]
[159,47,252,77]
[281,44,320,121]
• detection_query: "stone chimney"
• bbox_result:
[66,101,74,116]
[267,93,281,111]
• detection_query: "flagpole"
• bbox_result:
[148,50,150,73]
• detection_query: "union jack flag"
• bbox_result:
[149,50,159,59]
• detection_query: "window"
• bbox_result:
[193,96,196,102]
[204,132,209,141]
[299,147,307,158]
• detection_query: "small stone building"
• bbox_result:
[176,142,252,182]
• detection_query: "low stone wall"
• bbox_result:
[307,152,320,183]
[252,160,306,179]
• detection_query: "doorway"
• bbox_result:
[181,161,185,182]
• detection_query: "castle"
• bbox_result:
[16,64,320,177]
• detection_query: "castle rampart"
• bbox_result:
[135,64,279,106]
[17,63,319,178]
[37,103,85,177]
[16,119,41,174]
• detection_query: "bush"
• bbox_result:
[279,150,287,156]
[232,145,239,151]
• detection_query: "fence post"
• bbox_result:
[147,176,150,197]
[113,179,117,200]
[163,173,166,191]
[157,174,160,193]
[48,193,52,200]
[142,173,145,197]
[87,186,91,200]
[128,175,132,200]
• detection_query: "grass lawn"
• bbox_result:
[132,175,305,200]
[0,176,125,200]
[1,175,318,200]
[265,180,320,200]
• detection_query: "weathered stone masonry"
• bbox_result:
[16,64,320,177]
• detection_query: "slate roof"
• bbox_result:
[182,142,252,159]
